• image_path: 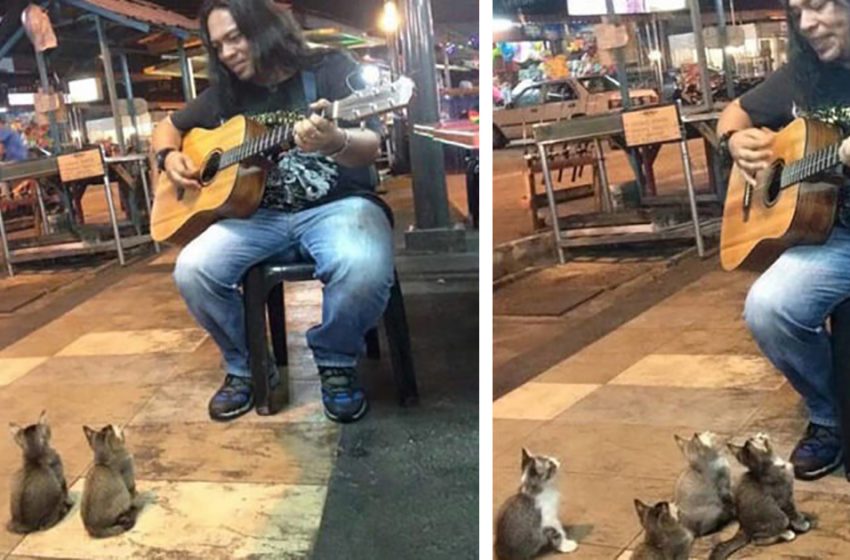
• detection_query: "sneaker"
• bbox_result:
[319,367,368,423]
[790,423,844,481]
[208,368,281,422]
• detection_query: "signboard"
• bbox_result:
[567,0,685,15]
[594,24,629,50]
[57,149,105,183]
[622,104,682,147]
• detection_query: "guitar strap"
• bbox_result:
[302,70,318,105]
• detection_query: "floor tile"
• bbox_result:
[493,383,599,421]
[128,422,338,485]
[493,419,545,461]
[128,378,325,426]
[56,329,207,357]
[534,352,647,385]
[552,385,765,433]
[0,358,48,387]
[653,328,761,356]
[11,479,326,559]
[610,354,784,391]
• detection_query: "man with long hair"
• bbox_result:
[717,0,850,480]
[151,0,391,423]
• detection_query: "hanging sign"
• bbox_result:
[22,4,58,52]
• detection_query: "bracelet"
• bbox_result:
[325,129,350,160]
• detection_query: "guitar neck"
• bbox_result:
[220,122,295,168]
[781,141,843,188]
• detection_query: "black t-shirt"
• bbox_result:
[740,59,850,132]
[171,51,383,213]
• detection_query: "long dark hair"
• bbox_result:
[198,0,320,110]
[784,0,850,110]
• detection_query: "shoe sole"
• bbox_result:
[794,451,844,481]
[209,394,255,422]
[323,399,369,424]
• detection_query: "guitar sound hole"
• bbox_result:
[763,161,784,208]
[201,152,222,185]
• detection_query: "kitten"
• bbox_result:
[81,424,142,538]
[673,431,735,536]
[709,433,811,560]
[632,500,694,560]
[495,448,578,560]
[7,411,72,533]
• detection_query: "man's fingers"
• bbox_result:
[309,113,333,132]
[738,148,773,162]
[309,99,332,112]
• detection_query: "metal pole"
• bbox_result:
[34,183,51,235]
[120,53,141,152]
[678,109,705,257]
[539,143,566,264]
[442,47,451,89]
[102,168,126,265]
[177,40,195,101]
[0,204,14,277]
[689,0,714,112]
[95,16,126,153]
[715,0,736,100]
[34,51,62,153]
[138,157,160,253]
[594,138,615,213]
[604,0,632,110]
[398,0,450,229]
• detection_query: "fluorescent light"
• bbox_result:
[68,77,102,103]
[8,93,35,106]
[493,19,515,32]
[379,1,400,33]
[361,64,381,85]
[0,107,8,113]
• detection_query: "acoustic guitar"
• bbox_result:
[150,76,414,245]
[720,117,845,271]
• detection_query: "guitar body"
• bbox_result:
[150,115,268,246]
[720,118,840,271]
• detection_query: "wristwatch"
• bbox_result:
[717,131,737,161]
[155,148,176,172]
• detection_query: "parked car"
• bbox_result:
[493,76,659,148]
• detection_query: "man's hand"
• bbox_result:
[729,128,776,186]
[293,99,346,155]
[839,137,850,168]
[163,151,201,190]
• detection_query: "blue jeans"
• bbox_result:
[744,224,850,428]
[173,196,394,378]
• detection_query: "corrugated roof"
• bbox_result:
[78,0,199,31]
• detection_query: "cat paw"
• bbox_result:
[780,529,796,542]
[557,539,578,553]
[791,517,812,533]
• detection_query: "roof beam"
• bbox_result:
[58,0,151,33]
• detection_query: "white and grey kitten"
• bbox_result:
[495,448,577,560]
[673,431,735,536]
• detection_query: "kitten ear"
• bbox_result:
[83,426,97,448]
[521,448,533,470]
[674,434,688,453]
[37,410,48,426]
[634,499,650,523]
[9,423,23,446]
[111,424,125,443]
[727,443,746,464]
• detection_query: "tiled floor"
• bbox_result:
[493,266,850,558]
[0,248,336,559]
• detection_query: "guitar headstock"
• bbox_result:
[334,76,415,122]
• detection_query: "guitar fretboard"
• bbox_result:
[219,123,294,169]
[780,143,842,188]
